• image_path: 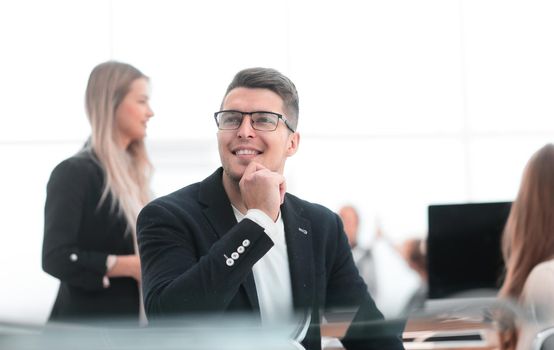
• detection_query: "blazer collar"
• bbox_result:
[198,168,237,240]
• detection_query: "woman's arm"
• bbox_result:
[107,255,141,282]
[42,158,109,290]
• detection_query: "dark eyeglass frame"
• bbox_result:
[214,110,295,133]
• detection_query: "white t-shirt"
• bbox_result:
[232,207,294,325]
[521,259,554,324]
[516,259,554,350]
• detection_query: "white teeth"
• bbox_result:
[236,149,258,155]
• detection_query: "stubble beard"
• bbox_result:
[223,166,242,184]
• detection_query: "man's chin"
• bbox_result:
[222,167,245,183]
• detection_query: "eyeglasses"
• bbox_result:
[214,110,295,132]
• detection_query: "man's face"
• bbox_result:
[217,87,299,183]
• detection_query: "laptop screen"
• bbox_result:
[427,202,511,299]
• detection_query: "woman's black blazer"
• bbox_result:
[42,149,139,323]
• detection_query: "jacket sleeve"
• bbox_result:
[42,159,108,290]
[325,214,405,350]
[137,200,274,317]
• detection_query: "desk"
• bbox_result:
[321,316,504,350]
[402,317,500,350]
[322,297,523,350]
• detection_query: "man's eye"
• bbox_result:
[254,114,276,125]
[222,116,241,125]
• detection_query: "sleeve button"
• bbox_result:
[242,239,250,247]
[69,253,78,262]
[237,246,245,254]
[226,258,234,267]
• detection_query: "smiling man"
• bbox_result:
[137,68,404,350]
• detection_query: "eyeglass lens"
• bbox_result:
[217,111,279,131]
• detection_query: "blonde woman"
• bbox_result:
[42,61,153,324]
[500,143,554,348]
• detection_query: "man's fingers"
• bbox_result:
[253,162,268,171]
[241,162,269,181]
[242,161,260,178]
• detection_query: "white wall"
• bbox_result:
[1,0,554,324]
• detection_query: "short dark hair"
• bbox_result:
[222,67,299,131]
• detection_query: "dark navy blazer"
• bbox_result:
[137,168,404,350]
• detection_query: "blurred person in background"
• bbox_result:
[397,238,427,315]
[338,205,378,299]
[500,143,554,349]
[42,61,154,325]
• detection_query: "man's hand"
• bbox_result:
[239,162,286,221]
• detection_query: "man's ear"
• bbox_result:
[286,132,300,157]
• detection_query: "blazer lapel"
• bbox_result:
[198,168,260,311]
[281,196,315,311]
[199,168,236,239]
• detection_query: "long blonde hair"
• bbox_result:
[499,143,554,299]
[85,61,152,235]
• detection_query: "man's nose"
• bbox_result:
[237,115,256,138]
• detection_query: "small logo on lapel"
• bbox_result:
[298,227,308,235]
